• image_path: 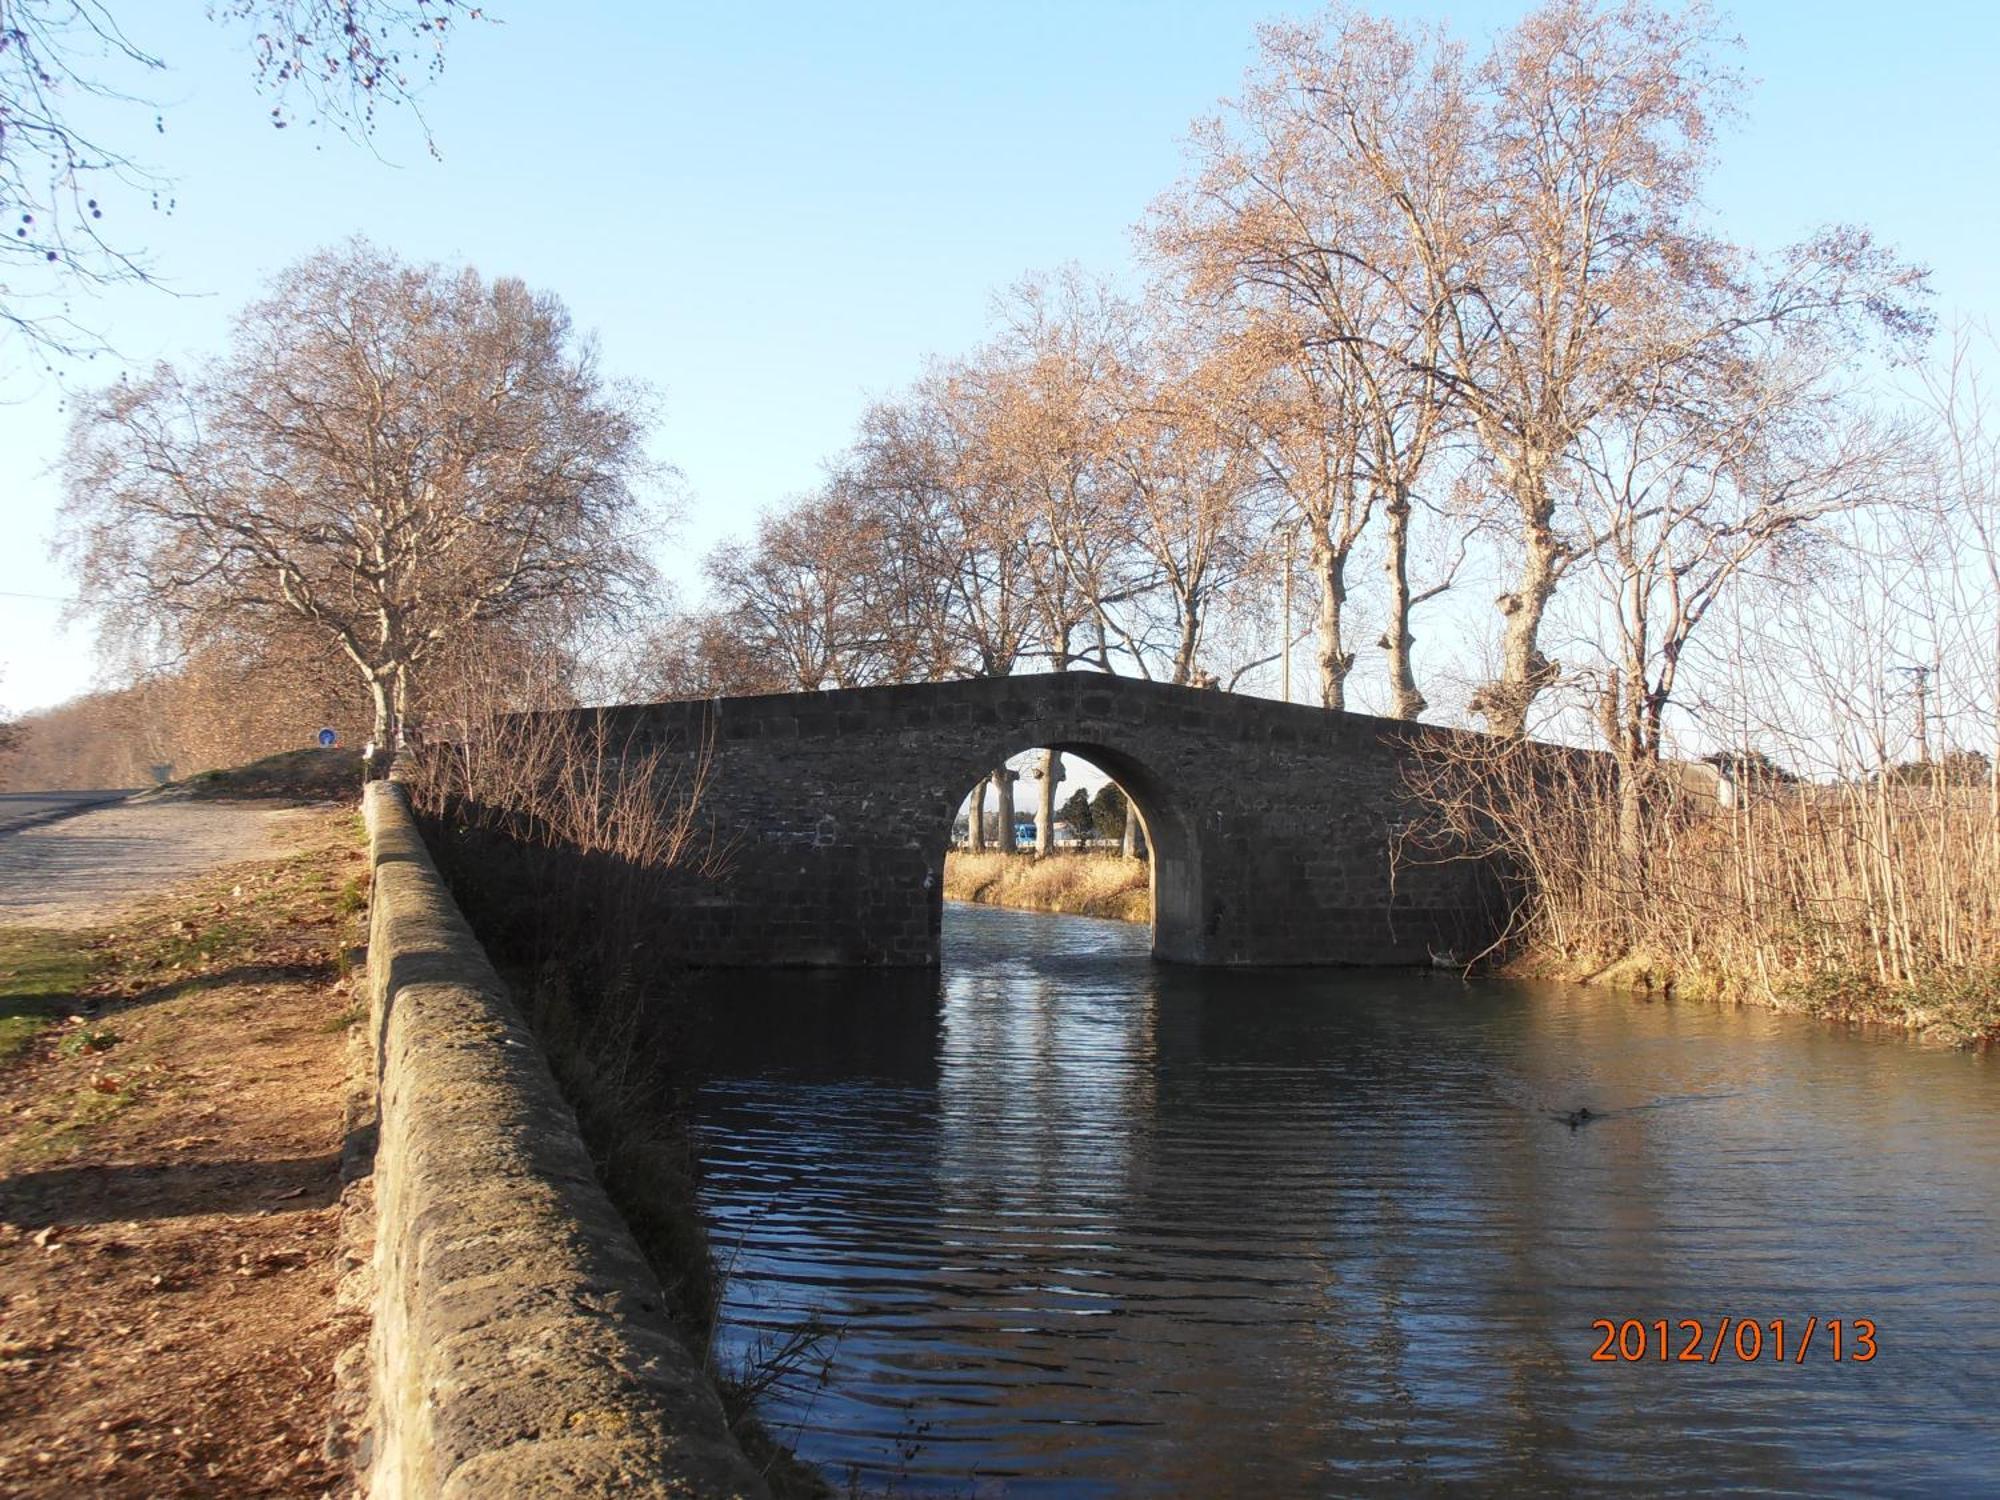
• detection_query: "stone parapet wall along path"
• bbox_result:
[358,780,764,1498]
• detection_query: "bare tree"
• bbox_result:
[964,273,1135,851]
[886,363,1040,682]
[701,483,905,692]
[1442,0,1741,735]
[1103,320,1270,687]
[1918,323,2000,828]
[59,239,662,753]
[1569,351,1912,872]
[970,270,1137,679]
[1225,323,1374,708]
[1153,11,1460,715]
[1,0,478,362]
[1177,1,1927,737]
[842,405,971,683]
[0,620,382,789]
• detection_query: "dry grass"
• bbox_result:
[944,850,1150,924]
[163,746,362,803]
[1404,744,2000,1048]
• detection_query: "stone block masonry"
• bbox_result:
[358,780,765,1497]
[558,672,1510,968]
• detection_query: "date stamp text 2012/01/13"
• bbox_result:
[1590,1317,1877,1364]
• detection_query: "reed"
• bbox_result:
[1403,741,2000,1047]
[944,849,1150,924]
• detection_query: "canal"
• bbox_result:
[686,903,2000,1494]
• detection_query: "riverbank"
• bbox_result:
[1496,947,2000,1049]
[0,802,364,1495]
[946,846,1996,1048]
[944,850,1149,924]
[1403,748,2000,1051]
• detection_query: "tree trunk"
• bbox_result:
[1311,530,1355,710]
[393,661,417,747]
[968,778,987,852]
[1120,790,1141,860]
[993,768,1017,853]
[361,673,396,782]
[367,675,393,749]
[1035,749,1062,856]
[1597,665,1649,906]
[1478,502,1562,737]
[1616,747,1646,904]
[1381,483,1427,721]
[1172,605,1200,687]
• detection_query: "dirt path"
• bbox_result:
[0,804,366,1497]
[0,799,309,929]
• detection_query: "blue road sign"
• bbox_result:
[317,728,339,748]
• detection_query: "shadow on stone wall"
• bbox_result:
[405,789,832,1496]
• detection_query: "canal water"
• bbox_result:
[686,903,2000,1495]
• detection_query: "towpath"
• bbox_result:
[0,791,137,837]
[0,797,294,928]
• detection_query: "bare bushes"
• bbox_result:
[944,850,1150,924]
[405,711,716,973]
[402,712,723,1312]
[1405,741,2000,1045]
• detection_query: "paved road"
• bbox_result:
[0,790,138,835]
[0,799,289,929]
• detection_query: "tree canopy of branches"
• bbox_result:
[1149,0,1927,734]
[688,272,1276,695]
[59,239,662,751]
[650,0,1960,885]
[1,0,476,361]
[0,631,369,789]
[687,2,1926,754]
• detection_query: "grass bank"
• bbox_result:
[161,745,362,802]
[0,807,364,1494]
[0,929,98,1065]
[945,850,1150,924]
[1500,947,2000,1048]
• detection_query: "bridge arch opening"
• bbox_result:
[935,739,1202,961]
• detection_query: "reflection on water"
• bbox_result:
[684,903,2000,1494]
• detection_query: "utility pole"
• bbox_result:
[1896,663,1932,767]
[1915,665,1930,767]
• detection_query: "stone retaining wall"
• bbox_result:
[359,780,765,1498]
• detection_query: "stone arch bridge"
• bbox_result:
[560,672,1505,968]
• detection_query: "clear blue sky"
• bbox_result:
[2,0,1995,713]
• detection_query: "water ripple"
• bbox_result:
[683,902,2000,1495]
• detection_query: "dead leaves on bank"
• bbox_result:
[0,809,366,1497]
